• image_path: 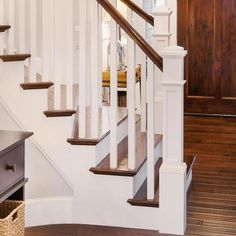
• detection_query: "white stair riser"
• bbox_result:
[133,140,163,197]
[95,118,128,166]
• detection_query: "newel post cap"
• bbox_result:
[152,6,172,16]
[160,45,187,58]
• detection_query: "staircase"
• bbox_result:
[0,0,195,235]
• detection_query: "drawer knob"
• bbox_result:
[6,164,16,172]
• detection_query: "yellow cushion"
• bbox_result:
[102,64,141,88]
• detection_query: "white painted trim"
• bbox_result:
[0,96,74,191]
[161,162,187,173]
[25,197,73,227]
[162,80,186,86]
[153,6,172,16]
[153,33,172,37]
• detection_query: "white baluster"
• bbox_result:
[140,54,147,132]
[98,5,103,108]
[19,0,25,53]
[127,8,136,170]
[0,0,4,55]
[147,58,155,200]
[135,0,147,132]
[78,0,87,138]
[110,0,118,168]
[42,0,55,85]
[0,0,3,23]
[29,0,37,82]
[127,37,136,170]
[7,0,14,54]
[90,0,100,138]
[66,0,74,110]
[54,0,64,109]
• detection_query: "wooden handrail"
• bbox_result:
[97,0,163,71]
[119,0,154,26]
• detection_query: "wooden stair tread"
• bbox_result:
[0,25,11,32]
[44,110,76,117]
[127,158,162,208]
[127,155,196,208]
[67,106,128,145]
[0,54,31,62]
[20,82,53,90]
[90,120,162,176]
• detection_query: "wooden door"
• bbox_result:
[177,0,236,115]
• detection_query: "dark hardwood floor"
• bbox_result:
[185,115,236,235]
[25,116,236,235]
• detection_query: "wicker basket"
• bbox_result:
[0,201,25,236]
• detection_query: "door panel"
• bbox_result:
[188,0,215,97]
[221,0,236,98]
[177,0,236,114]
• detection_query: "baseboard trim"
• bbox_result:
[25,197,74,227]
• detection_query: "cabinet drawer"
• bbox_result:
[0,144,24,194]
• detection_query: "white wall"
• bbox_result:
[0,102,73,199]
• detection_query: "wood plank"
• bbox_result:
[25,224,161,236]
[185,115,236,235]
[20,82,53,90]
[43,110,76,117]
[0,25,11,32]
[0,54,31,62]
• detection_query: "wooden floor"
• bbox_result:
[25,116,236,236]
[185,116,236,236]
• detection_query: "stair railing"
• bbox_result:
[95,0,163,200]
[119,0,154,26]
[0,0,76,111]
[42,0,75,111]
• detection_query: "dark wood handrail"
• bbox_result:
[120,0,154,26]
[97,0,163,71]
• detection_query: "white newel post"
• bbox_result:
[159,46,187,235]
[164,0,177,45]
[152,6,172,134]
